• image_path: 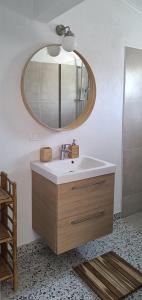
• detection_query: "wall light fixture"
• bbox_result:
[56,24,75,52]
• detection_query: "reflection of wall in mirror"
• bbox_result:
[24,61,59,128]
[61,64,76,127]
[24,61,88,128]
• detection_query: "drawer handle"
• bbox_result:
[71,210,105,225]
[72,180,106,191]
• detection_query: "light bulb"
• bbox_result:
[62,35,75,52]
[47,45,61,57]
[62,28,75,52]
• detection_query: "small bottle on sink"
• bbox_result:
[68,139,79,159]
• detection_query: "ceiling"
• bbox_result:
[124,0,142,14]
[0,0,84,22]
[1,0,142,23]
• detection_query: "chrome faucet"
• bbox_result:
[60,144,71,160]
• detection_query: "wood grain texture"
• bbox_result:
[58,174,114,219]
[0,187,13,204]
[57,210,113,254]
[73,251,142,300]
[0,257,13,282]
[0,172,17,290]
[40,147,52,162]
[0,223,12,244]
[32,172,114,254]
[32,171,58,252]
[57,175,114,253]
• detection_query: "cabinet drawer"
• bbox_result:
[57,206,113,254]
[58,174,114,220]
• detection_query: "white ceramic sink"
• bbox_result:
[31,156,116,184]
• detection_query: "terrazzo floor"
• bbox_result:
[125,212,142,233]
[1,216,142,300]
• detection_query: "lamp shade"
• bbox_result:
[62,35,75,52]
[47,45,61,57]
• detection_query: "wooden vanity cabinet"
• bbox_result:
[32,172,114,254]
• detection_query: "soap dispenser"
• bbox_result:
[68,139,79,158]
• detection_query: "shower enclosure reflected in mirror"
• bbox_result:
[21,45,96,130]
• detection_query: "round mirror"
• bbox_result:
[21,45,96,131]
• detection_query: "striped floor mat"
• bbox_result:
[73,251,142,300]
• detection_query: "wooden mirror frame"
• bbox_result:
[21,45,96,131]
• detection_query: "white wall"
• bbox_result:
[1,0,142,246]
